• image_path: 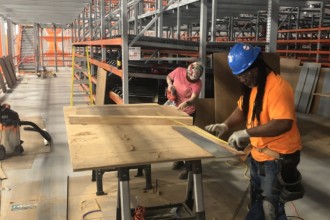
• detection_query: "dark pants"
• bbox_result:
[246,157,287,220]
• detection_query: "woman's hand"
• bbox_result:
[177,102,188,111]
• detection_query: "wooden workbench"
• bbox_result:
[63,103,241,219]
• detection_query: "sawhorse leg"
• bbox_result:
[117,167,131,220]
[185,160,205,220]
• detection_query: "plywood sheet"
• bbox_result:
[213,53,241,124]
[280,58,301,90]
[62,104,246,171]
[69,115,193,126]
[1,181,40,220]
[95,67,107,105]
[4,57,17,86]
[310,68,330,117]
[1,154,36,170]
[0,57,15,88]
[65,124,213,171]
[194,98,215,129]
[74,104,189,117]
[0,162,7,180]
[8,55,17,81]
[0,73,7,93]
[295,63,321,113]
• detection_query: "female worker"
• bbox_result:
[166,62,204,179]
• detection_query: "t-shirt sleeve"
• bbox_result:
[268,79,295,120]
[168,68,179,80]
[192,81,202,95]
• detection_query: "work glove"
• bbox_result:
[228,129,250,151]
[204,123,229,137]
[177,102,188,111]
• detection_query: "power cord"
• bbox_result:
[224,159,250,180]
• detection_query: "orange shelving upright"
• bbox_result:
[276,27,330,67]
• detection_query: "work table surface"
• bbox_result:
[64,104,238,171]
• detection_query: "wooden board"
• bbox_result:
[295,63,321,113]
[95,67,107,105]
[1,181,40,220]
[213,53,241,124]
[0,162,7,180]
[4,57,17,87]
[280,58,301,90]
[69,115,193,126]
[0,58,15,88]
[73,104,189,117]
[310,68,330,117]
[65,123,214,171]
[213,53,243,141]
[195,98,215,128]
[8,55,17,81]
[0,73,7,93]
[63,104,245,171]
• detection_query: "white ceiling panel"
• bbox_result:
[0,0,90,25]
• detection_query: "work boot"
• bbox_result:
[172,161,185,170]
[178,169,189,180]
[13,145,24,155]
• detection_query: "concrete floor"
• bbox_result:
[0,69,329,220]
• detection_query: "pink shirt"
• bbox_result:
[168,67,202,115]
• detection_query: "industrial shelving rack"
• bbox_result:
[71,0,330,104]
[72,0,206,105]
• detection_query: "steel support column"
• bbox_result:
[41,27,44,67]
[134,2,139,34]
[0,17,6,56]
[53,24,58,72]
[6,19,13,56]
[100,0,106,62]
[210,0,218,42]
[316,1,325,62]
[157,0,163,38]
[82,8,86,41]
[34,23,40,72]
[121,0,129,104]
[89,3,94,40]
[256,12,260,41]
[77,14,81,41]
[176,1,181,40]
[62,28,65,66]
[266,0,279,53]
[199,0,207,98]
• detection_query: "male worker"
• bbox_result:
[205,43,304,220]
[166,62,204,179]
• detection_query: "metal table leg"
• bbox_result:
[192,160,205,220]
[185,164,194,210]
[118,167,131,220]
[96,169,106,196]
[144,164,153,190]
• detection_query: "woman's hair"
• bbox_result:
[241,55,277,125]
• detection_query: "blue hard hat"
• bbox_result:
[227,43,261,75]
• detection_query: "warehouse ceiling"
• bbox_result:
[0,0,89,26]
[0,0,326,27]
